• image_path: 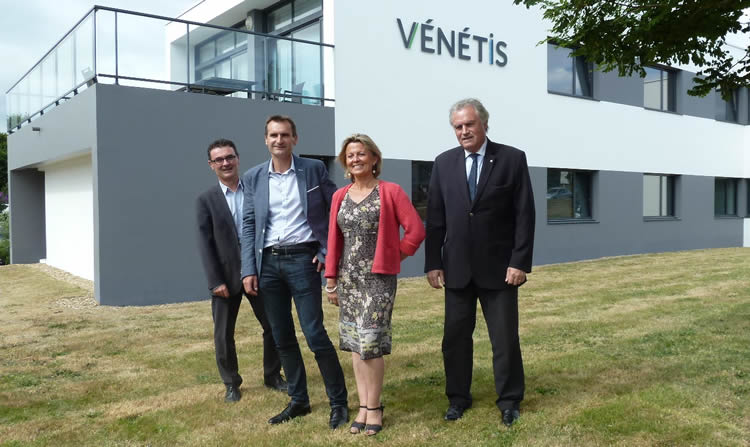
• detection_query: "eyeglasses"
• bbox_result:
[210,155,237,164]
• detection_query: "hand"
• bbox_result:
[243,275,259,296]
[400,251,408,262]
[505,267,526,286]
[212,283,229,298]
[313,255,324,272]
[325,281,339,306]
[427,269,445,289]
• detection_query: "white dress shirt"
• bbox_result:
[464,138,488,185]
[219,179,243,236]
[264,159,315,247]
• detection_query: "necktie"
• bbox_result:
[468,153,479,201]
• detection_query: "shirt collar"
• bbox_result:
[464,138,488,159]
[268,157,296,174]
[219,178,242,195]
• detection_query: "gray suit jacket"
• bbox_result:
[240,154,337,278]
[196,184,243,296]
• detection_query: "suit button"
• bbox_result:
[469,212,474,217]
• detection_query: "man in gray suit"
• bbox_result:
[196,138,286,403]
[240,116,348,429]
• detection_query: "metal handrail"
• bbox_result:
[5,7,96,94]
[6,5,336,133]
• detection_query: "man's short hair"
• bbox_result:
[265,115,298,137]
[449,98,490,128]
[207,138,238,160]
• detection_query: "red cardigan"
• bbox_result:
[325,180,425,278]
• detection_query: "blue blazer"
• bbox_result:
[240,154,337,278]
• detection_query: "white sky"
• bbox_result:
[0,0,198,133]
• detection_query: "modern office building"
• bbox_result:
[6,0,749,305]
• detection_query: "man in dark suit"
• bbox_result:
[196,138,287,403]
[240,115,349,429]
[425,98,535,426]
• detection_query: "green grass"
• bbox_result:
[1,248,749,446]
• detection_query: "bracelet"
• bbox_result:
[325,284,338,293]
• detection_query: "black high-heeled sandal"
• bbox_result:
[350,405,367,434]
[365,404,385,436]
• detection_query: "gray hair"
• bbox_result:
[449,98,489,128]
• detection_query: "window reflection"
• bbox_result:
[547,44,593,98]
[547,169,592,220]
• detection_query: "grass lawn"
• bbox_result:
[1,248,749,446]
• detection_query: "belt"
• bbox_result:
[264,241,318,255]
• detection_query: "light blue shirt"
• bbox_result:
[219,179,243,236]
[464,138,488,185]
[264,159,315,248]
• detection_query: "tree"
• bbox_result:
[0,132,7,197]
[514,0,750,99]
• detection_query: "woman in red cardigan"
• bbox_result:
[325,134,425,435]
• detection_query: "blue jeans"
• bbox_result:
[259,247,347,408]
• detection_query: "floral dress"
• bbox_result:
[336,185,397,360]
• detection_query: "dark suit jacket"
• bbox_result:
[196,184,243,296]
[240,154,337,278]
[424,139,535,290]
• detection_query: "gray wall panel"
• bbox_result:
[94,84,335,305]
[9,169,46,263]
[8,87,97,170]
[530,168,743,266]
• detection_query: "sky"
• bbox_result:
[0,0,198,133]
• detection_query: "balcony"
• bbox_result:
[5,5,335,133]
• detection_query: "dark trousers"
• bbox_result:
[258,248,347,408]
[442,282,524,411]
[212,291,281,387]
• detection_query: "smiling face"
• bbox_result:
[264,119,298,161]
[208,145,240,186]
[345,141,378,181]
[450,105,487,153]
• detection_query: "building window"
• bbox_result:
[715,89,739,122]
[643,66,675,111]
[643,174,675,217]
[547,44,593,98]
[265,0,323,104]
[194,29,248,82]
[715,178,738,216]
[412,161,433,221]
[547,169,593,220]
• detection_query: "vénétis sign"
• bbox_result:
[396,18,508,67]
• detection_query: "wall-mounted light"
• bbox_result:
[32,127,41,132]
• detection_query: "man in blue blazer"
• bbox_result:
[196,138,285,403]
[240,115,348,429]
[425,99,535,427]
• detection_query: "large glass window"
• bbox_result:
[266,0,322,33]
[412,161,434,221]
[715,178,738,216]
[715,89,739,122]
[643,66,675,111]
[643,174,675,217]
[547,44,593,98]
[547,169,593,220]
[195,30,248,82]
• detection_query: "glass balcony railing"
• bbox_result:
[5,6,335,133]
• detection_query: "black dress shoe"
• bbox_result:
[268,402,311,425]
[264,374,288,392]
[502,409,520,427]
[329,406,349,429]
[444,405,467,421]
[224,385,241,403]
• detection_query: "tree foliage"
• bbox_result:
[0,132,7,196]
[514,0,750,99]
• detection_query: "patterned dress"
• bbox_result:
[336,185,398,360]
